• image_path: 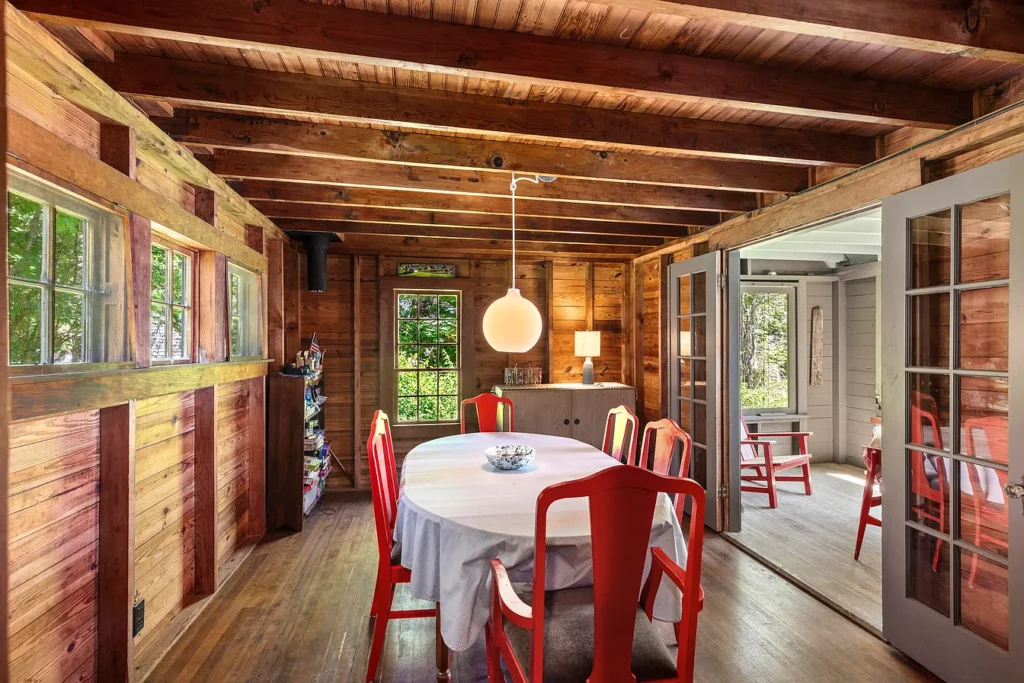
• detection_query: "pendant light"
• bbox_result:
[482,173,556,353]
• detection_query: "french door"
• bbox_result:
[881,154,1023,682]
[667,252,723,530]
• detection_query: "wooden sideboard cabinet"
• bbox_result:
[493,383,636,450]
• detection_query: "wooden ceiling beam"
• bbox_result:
[16,0,972,126]
[583,0,1024,65]
[274,218,664,248]
[158,110,803,195]
[255,203,689,239]
[88,53,876,166]
[230,180,726,228]
[306,231,638,259]
[207,150,754,212]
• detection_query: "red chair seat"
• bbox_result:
[740,453,811,469]
[503,586,678,683]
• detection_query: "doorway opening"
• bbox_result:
[724,207,885,634]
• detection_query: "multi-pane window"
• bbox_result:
[740,285,796,412]
[229,263,262,357]
[7,171,127,366]
[150,239,193,362]
[396,291,460,423]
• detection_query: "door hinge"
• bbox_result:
[717,484,728,499]
[717,274,727,290]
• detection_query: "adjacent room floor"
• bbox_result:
[725,462,882,634]
[147,489,928,683]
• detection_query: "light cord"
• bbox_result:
[511,173,516,289]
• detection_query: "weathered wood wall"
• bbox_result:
[5,18,273,682]
[296,253,629,489]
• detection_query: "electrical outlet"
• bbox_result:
[133,599,145,637]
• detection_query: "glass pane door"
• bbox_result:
[881,154,1022,682]
[668,252,721,530]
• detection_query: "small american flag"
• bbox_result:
[309,332,321,355]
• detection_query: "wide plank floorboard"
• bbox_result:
[725,462,883,633]
[146,491,933,682]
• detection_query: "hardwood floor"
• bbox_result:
[147,490,934,683]
[725,463,883,633]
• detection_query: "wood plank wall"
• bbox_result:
[8,411,101,683]
[845,277,879,464]
[133,392,196,663]
[295,254,628,489]
[5,38,271,682]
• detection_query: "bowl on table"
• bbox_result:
[485,444,536,471]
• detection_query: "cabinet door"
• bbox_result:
[509,390,572,438]
[571,390,623,449]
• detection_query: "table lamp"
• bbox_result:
[575,330,601,385]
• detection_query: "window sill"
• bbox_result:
[11,358,270,386]
[10,360,137,380]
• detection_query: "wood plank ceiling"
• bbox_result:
[15,0,1024,258]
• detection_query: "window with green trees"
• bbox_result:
[740,287,795,411]
[7,172,127,367]
[151,240,193,362]
[396,291,460,423]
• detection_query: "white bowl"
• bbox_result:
[485,444,536,471]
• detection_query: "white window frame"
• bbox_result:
[739,283,798,416]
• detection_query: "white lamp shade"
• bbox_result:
[482,288,543,353]
[575,330,601,357]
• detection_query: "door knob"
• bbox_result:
[573,418,581,425]
[563,419,570,425]
[1005,478,1024,500]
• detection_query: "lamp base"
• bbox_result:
[582,357,595,385]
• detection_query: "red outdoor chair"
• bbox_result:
[964,416,1009,587]
[638,418,692,476]
[738,417,813,509]
[365,410,435,681]
[602,405,639,466]
[854,446,882,561]
[461,392,515,434]
[485,466,706,683]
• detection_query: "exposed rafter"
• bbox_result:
[237,184,711,231]
[208,151,753,211]
[159,110,803,195]
[88,53,877,166]
[14,0,973,125]
[583,0,1024,65]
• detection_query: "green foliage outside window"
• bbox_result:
[740,291,791,410]
[396,292,460,422]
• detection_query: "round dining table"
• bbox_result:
[395,431,686,681]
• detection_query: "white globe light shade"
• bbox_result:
[482,288,543,353]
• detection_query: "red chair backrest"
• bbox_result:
[528,466,705,683]
[602,405,638,465]
[461,393,514,433]
[739,416,757,462]
[366,410,400,563]
[965,415,1009,490]
[638,418,693,478]
[909,395,947,503]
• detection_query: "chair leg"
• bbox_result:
[366,582,394,682]
[766,465,779,509]
[369,570,386,620]
[854,469,873,561]
[931,538,943,573]
[801,462,813,495]
[484,623,502,683]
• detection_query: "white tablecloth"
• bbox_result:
[395,432,686,651]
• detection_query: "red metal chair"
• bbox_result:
[602,405,639,466]
[854,446,882,561]
[485,466,706,683]
[637,418,692,476]
[461,392,515,434]
[365,410,435,682]
[738,417,813,509]
[963,416,1009,587]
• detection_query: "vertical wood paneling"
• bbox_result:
[8,412,101,683]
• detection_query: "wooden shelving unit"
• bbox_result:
[267,368,330,532]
